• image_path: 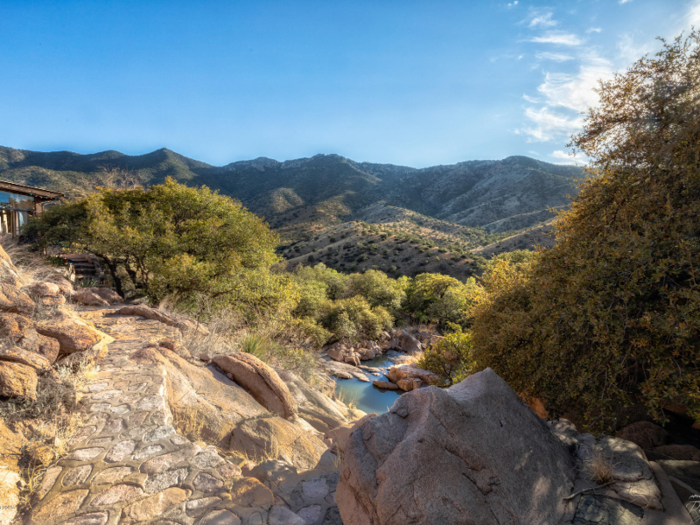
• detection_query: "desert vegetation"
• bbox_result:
[15,33,700,440]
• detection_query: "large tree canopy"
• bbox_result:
[26,178,297,318]
[470,33,700,431]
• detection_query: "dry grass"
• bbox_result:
[1,356,94,517]
[171,405,205,443]
[582,449,617,484]
[0,235,69,285]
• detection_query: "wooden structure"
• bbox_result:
[0,180,63,237]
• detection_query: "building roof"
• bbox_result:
[0,179,64,200]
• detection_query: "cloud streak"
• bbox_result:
[529,12,557,28]
[536,52,574,62]
[530,32,584,46]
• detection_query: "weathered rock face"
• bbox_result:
[0,281,35,316]
[130,347,268,446]
[116,304,209,334]
[337,368,576,525]
[0,313,61,362]
[212,353,297,419]
[0,360,38,399]
[0,420,25,525]
[325,413,377,456]
[24,281,66,307]
[71,289,110,307]
[35,312,106,355]
[278,369,365,434]
[0,346,53,373]
[229,414,328,471]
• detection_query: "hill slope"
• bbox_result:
[0,146,579,261]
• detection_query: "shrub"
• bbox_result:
[418,330,473,385]
[345,269,406,313]
[405,273,479,329]
[320,296,393,342]
[471,33,700,431]
[26,178,297,321]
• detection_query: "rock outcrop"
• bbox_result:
[212,353,297,419]
[130,345,268,446]
[279,369,365,434]
[0,312,60,362]
[116,304,209,334]
[385,363,444,391]
[337,368,577,525]
[229,415,328,471]
[0,360,39,399]
[35,311,108,355]
[24,281,66,306]
[0,420,25,525]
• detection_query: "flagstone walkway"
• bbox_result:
[26,309,342,525]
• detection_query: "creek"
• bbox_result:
[332,354,402,414]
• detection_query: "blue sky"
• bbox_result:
[0,0,697,167]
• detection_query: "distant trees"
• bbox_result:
[469,32,700,430]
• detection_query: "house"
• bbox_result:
[0,180,64,236]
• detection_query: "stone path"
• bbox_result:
[26,309,342,525]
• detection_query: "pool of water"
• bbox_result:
[333,355,402,414]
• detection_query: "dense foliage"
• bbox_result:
[469,33,700,430]
[417,330,473,385]
[291,264,475,343]
[25,178,298,319]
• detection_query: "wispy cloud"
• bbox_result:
[530,32,584,46]
[507,1,518,7]
[529,12,557,28]
[549,150,587,165]
[619,0,633,4]
[536,52,574,62]
[517,0,700,149]
[516,107,583,142]
[518,52,613,142]
[537,56,613,112]
[686,0,700,27]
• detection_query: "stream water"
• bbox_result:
[333,355,402,414]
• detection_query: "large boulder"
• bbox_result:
[397,331,422,354]
[228,414,328,471]
[212,353,297,419]
[130,347,268,446]
[85,286,123,304]
[0,281,34,316]
[35,312,107,355]
[70,289,110,307]
[0,361,38,399]
[0,346,53,373]
[278,369,365,434]
[337,368,576,525]
[386,364,444,388]
[0,313,60,363]
[23,281,66,307]
[615,421,671,450]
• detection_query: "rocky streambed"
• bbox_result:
[320,328,447,414]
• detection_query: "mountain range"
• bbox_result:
[0,145,583,276]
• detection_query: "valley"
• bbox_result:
[0,146,582,276]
